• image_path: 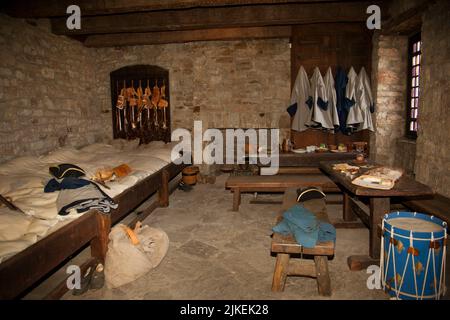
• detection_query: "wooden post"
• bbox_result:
[90,213,111,263]
[369,197,390,259]
[271,253,290,292]
[343,193,356,221]
[159,169,169,207]
[232,188,241,211]
[314,256,331,296]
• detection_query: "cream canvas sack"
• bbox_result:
[104,222,169,288]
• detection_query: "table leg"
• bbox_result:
[232,188,241,211]
[369,197,390,259]
[347,197,389,271]
[343,193,356,221]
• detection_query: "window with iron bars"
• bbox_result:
[406,33,421,138]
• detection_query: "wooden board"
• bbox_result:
[226,174,338,191]
[403,194,450,224]
[319,161,434,198]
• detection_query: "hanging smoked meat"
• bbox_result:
[151,79,160,127]
[158,80,169,130]
[115,81,125,132]
[127,81,138,129]
[142,80,151,128]
[136,80,144,127]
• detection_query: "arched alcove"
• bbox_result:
[110,65,170,143]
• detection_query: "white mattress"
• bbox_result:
[0,140,180,263]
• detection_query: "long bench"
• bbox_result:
[402,193,450,224]
[225,174,339,211]
[271,188,335,296]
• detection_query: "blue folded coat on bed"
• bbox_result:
[272,204,336,248]
[44,177,91,193]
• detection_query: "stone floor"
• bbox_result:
[62,174,389,300]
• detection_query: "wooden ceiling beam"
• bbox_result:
[83,26,292,47]
[2,0,362,18]
[51,2,376,35]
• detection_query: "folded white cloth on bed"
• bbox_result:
[57,183,118,216]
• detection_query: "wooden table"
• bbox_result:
[319,161,434,271]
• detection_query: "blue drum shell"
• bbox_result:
[382,211,447,300]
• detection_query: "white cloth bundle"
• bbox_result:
[104,223,169,288]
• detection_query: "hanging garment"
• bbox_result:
[289,66,313,132]
[355,67,374,131]
[319,67,340,130]
[309,67,329,129]
[335,67,350,134]
[345,67,363,130]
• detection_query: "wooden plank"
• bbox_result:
[314,255,331,296]
[260,151,357,167]
[343,193,356,221]
[333,220,365,229]
[369,197,389,259]
[275,167,321,174]
[90,213,111,263]
[0,211,98,300]
[403,194,450,223]
[288,261,316,277]
[158,169,170,207]
[271,253,290,292]
[232,188,241,211]
[226,174,337,189]
[271,234,335,256]
[349,196,370,227]
[2,0,342,18]
[84,26,291,47]
[50,2,375,35]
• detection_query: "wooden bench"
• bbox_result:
[271,188,335,296]
[402,193,450,224]
[225,174,339,211]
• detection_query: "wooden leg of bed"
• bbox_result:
[90,213,111,263]
[159,169,169,207]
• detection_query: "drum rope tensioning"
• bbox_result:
[380,211,447,300]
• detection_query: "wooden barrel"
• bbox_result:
[182,166,199,185]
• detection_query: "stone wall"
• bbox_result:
[371,0,450,197]
[94,39,291,138]
[370,34,408,167]
[0,13,290,164]
[0,14,110,163]
[414,0,450,197]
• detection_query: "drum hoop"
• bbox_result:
[383,229,446,242]
[383,211,447,239]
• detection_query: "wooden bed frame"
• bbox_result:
[0,160,187,299]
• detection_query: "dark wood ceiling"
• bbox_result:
[1,0,389,47]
